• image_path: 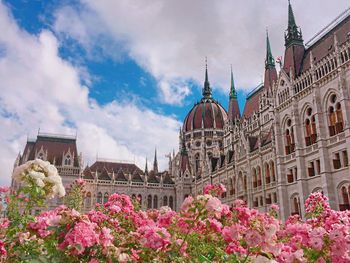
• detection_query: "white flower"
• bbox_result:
[12,159,66,198]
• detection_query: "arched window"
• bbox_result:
[169,196,174,210]
[265,163,271,184]
[97,192,102,204]
[252,168,257,188]
[285,119,295,154]
[328,94,344,136]
[270,161,276,182]
[85,192,91,208]
[257,167,262,187]
[64,155,71,166]
[103,192,109,204]
[195,154,200,173]
[147,195,152,209]
[153,195,158,209]
[229,178,234,195]
[304,107,317,146]
[163,196,168,206]
[291,195,301,216]
[340,186,349,211]
[37,152,44,160]
[137,194,142,205]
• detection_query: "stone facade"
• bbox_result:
[13,134,176,214]
[171,4,350,221]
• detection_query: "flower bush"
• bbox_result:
[0,161,349,262]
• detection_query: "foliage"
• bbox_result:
[0,161,349,262]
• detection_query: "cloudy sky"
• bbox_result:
[0,0,349,185]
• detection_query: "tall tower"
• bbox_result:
[153,148,158,174]
[228,66,240,122]
[264,30,278,92]
[283,0,304,77]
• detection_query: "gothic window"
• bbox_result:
[153,195,158,209]
[304,107,317,146]
[195,153,200,173]
[328,94,344,136]
[265,163,271,184]
[147,195,152,209]
[85,192,91,208]
[257,167,262,187]
[252,168,257,188]
[103,192,109,204]
[284,119,295,155]
[37,152,44,160]
[64,155,71,166]
[163,196,168,206]
[270,161,276,182]
[291,195,301,216]
[137,194,142,205]
[339,184,350,211]
[169,196,174,210]
[97,192,102,204]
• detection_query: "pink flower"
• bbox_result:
[206,197,223,218]
[99,227,114,247]
[181,195,193,212]
[245,230,263,247]
[138,225,171,250]
[0,240,6,256]
[0,187,9,193]
[59,221,99,255]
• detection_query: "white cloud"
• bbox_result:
[54,0,350,103]
[0,2,180,185]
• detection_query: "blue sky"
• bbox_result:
[6,0,247,121]
[1,0,349,185]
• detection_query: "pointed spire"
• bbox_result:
[285,0,303,47]
[202,57,212,99]
[265,30,275,69]
[288,0,297,29]
[229,65,237,99]
[153,148,158,174]
[145,157,148,174]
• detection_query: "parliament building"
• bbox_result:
[13,2,350,220]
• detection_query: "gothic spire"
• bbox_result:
[229,65,237,99]
[265,30,275,69]
[145,157,148,174]
[202,57,212,99]
[285,0,303,47]
[153,148,158,174]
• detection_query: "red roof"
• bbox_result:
[242,86,263,118]
[228,98,240,121]
[302,15,350,73]
[89,161,142,174]
[183,99,227,132]
[21,134,79,167]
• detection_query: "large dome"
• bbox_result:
[183,63,228,132]
[183,98,227,132]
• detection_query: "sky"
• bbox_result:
[0,0,349,185]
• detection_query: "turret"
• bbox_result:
[228,66,240,122]
[264,30,278,93]
[283,0,304,77]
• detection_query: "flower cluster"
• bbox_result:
[12,159,65,199]
[2,177,350,262]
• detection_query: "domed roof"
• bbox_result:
[183,98,227,132]
[183,64,227,132]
